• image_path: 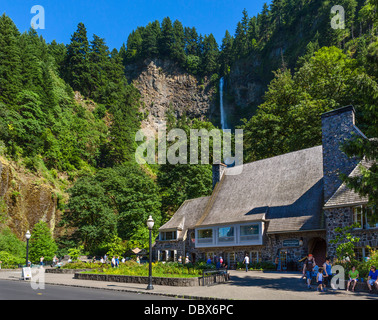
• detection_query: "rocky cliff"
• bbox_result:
[0,156,63,239]
[125,58,217,133]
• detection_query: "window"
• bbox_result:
[160,231,177,241]
[228,252,236,265]
[240,224,259,241]
[353,206,377,229]
[354,247,378,262]
[250,251,259,264]
[197,229,213,244]
[218,226,234,242]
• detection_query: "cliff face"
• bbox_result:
[125,58,217,133]
[0,156,61,239]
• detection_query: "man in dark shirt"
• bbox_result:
[302,254,316,289]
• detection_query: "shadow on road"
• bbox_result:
[227,272,378,300]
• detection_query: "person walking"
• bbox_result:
[302,254,316,289]
[323,257,333,289]
[52,255,57,267]
[111,256,116,268]
[317,268,324,292]
[243,254,250,272]
[39,256,44,268]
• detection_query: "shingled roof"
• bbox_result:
[159,196,211,239]
[196,146,325,233]
[324,158,373,208]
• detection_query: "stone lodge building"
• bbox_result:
[153,106,376,270]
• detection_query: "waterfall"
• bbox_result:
[219,77,227,130]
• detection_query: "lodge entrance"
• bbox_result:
[309,237,327,266]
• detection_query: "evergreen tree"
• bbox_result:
[103,84,141,166]
[64,22,90,96]
[88,34,110,99]
[201,34,219,75]
[19,29,43,94]
[171,20,186,64]
[141,20,160,58]
[0,13,22,107]
[259,3,271,42]
[48,40,66,74]
[184,26,199,55]
[159,17,174,57]
[124,29,143,63]
[29,220,58,263]
[219,30,234,75]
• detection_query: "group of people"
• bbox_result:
[302,254,378,294]
[178,256,191,264]
[205,255,228,269]
[302,254,333,292]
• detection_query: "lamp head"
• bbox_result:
[147,215,154,230]
[25,230,31,240]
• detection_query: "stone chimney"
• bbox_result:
[212,163,227,189]
[321,105,365,203]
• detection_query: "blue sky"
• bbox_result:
[2,0,269,50]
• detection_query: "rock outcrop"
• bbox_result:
[125,58,216,134]
[0,156,62,239]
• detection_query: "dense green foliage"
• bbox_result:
[241,46,378,162]
[62,163,162,252]
[121,17,220,76]
[0,227,25,267]
[29,221,58,263]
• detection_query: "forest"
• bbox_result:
[0,0,377,263]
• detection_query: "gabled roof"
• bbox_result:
[196,146,325,232]
[324,158,373,208]
[159,196,211,238]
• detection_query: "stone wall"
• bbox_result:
[321,106,362,202]
[74,272,206,287]
[325,206,378,258]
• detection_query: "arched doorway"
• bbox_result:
[308,237,327,267]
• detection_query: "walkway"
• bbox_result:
[0,269,377,300]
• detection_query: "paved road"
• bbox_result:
[0,279,180,300]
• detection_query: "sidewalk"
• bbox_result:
[1,269,377,300]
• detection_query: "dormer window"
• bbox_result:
[160,230,177,241]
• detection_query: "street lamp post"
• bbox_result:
[146,215,154,290]
[25,230,31,267]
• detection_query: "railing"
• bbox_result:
[202,268,229,286]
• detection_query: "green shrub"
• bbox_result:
[0,250,24,268]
